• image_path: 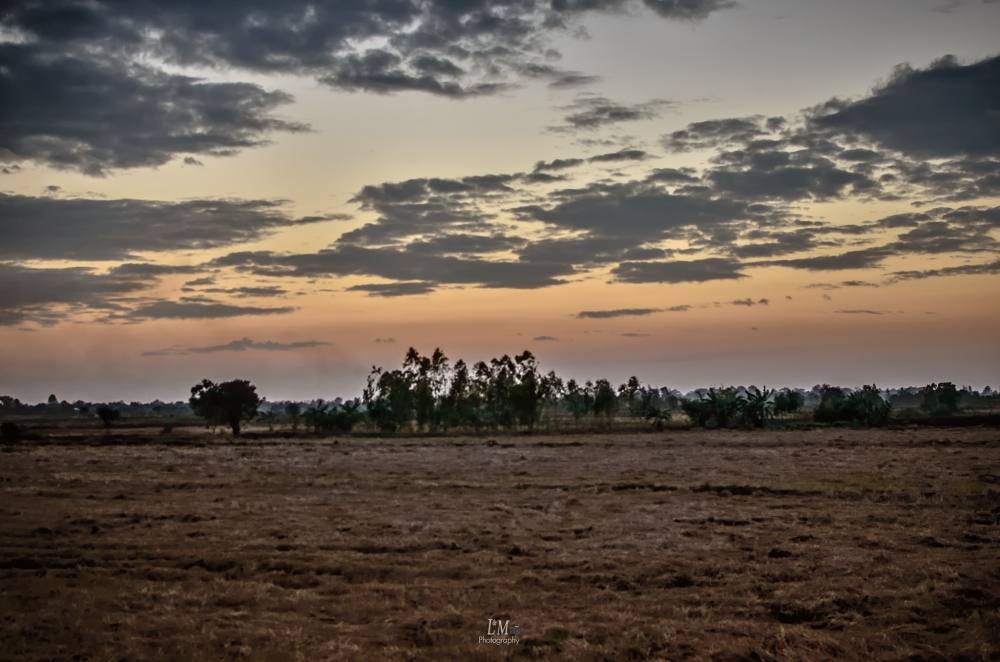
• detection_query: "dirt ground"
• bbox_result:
[1,427,998,661]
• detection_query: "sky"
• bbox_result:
[1,0,999,402]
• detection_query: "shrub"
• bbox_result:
[1,421,21,441]
[920,382,961,415]
[815,384,890,426]
[96,405,120,429]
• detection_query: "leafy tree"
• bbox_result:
[96,404,120,429]
[592,379,617,424]
[618,376,642,416]
[681,398,711,427]
[47,394,58,406]
[284,402,302,431]
[815,384,890,426]
[774,389,804,416]
[847,385,891,426]
[564,379,594,422]
[363,367,414,433]
[920,382,960,415]
[742,386,775,428]
[189,379,261,436]
[814,385,849,423]
[304,399,364,433]
[440,359,480,431]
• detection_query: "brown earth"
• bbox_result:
[1,427,998,660]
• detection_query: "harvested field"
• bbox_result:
[1,427,998,660]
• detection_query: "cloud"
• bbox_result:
[532,335,559,341]
[887,258,1000,282]
[213,245,575,289]
[347,281,437,297]
[730,297,769,306]
[809,54,1000,159]
[611,258,747,283]
[620,332,651,337]
[534,158,586,173]
[641,0,738,20]
[587,149,651,163]
[0,262,163,326]
[126,300,295,320]
[0,43,307,175]
[373,337,397,344]
[663,117,766,152]
[759,247,892,271]
[834,309,884,315]
[552,95,673,132]
[0,0,732,119]
[577,308,662,319]
[142,337,328,356]
[0,194,331,260]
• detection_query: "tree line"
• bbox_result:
[1,352,993,439]
[182,349,986,435]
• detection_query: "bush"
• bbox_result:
[814,384,890,426]
[1,421,21,441]
[920,382,961,415]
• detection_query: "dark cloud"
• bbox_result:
[730,229,818,258]
[834,309,884,315]
[373,337,397,344]
[127,300,295,320]
[611,258,746,283]
[759,247,892,271]
[0,262,164,326]
[620,331,651,337]
[730,297,769,306]
[0,43,307,175]
[532,335,559,341]
[641,0,738,20]
[0,194,330,260]
[810,54,1000,159]
[887,258,1000,282]
[533,158,586,173]
[0,0,730,111]
[587,148,651,163]
[706,149,877,201]
[805,280,880,290]
[666,304,692,312]
[663,117,765,152]
[196,286,289,298]
[213,245,575,290]
[142,337,328,356]
[347,281,437,297]
[576,307,661,319]
[552,95,672,132]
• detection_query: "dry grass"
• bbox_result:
[1,427,998,660]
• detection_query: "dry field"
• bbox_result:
[1,427,998,661]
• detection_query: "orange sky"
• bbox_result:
[1,0,999,401]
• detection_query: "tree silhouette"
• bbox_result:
[743,386,775,428]
[774,389,804,416]
[920,382,960,415]
[592,379,617,426]
[284,402,302,431]
[96,404,120,430]
[189,379,261,436]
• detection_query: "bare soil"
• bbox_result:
[1,427,998,660]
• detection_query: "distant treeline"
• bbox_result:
[1,349,997,437]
